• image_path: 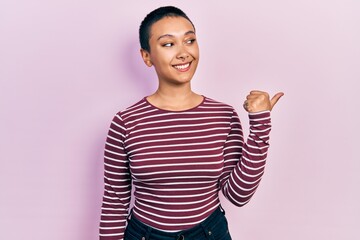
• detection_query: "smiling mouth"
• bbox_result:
[173,61,192,72]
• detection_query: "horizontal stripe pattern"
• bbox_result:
[100,97,271,239]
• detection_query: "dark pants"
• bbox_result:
[124,206,232,240]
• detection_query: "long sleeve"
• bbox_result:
[99,113,131,240]
[219,109,271,206]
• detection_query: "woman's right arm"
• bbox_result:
[99,113,131,240]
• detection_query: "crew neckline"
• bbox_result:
[144,95,206,113]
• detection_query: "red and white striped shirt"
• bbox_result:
[99,96,271,239]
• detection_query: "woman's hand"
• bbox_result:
[243,90,284,113]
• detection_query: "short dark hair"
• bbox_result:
[139,6,195,52]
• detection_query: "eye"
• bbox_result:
[186,39,196,44]
[162,42,173,47]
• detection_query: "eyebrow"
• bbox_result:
[157,30,196,41]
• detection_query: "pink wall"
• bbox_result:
[1,0,359,239]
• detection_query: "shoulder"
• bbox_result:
[107,98,149,130]
[202,97,242,124]
[203,96,235,112]
[112,97,148,120]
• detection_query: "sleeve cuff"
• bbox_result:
[248,110,271,124]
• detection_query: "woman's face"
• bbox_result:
[141,16,199,85]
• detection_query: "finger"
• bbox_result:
[246,95,255,100]
[243,100,249,111]
[246,94,261,99]
[270,92,284,108]
[250,90,266,95]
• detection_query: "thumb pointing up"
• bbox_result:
[270,92,285,110]
[243,91,284,113]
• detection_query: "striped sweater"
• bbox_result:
[99,96,271,239]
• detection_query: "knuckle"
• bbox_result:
[259,95,266,101]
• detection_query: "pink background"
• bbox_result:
[1,0,359,239]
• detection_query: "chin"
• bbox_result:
[166,77,192,85]
[176,75,195,83]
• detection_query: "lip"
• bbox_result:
[172,61,192,72]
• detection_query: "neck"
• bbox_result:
[147,82,203,111]
[155,83,193,101]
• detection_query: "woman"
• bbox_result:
[100,6,283,240]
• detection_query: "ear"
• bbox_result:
[140,48,152,67]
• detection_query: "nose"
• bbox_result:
[176,46,189,61]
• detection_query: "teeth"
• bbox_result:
[174,63,190,70]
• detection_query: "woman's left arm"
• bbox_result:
[219,91,283,206]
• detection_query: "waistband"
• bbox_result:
[127,205,226,240]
